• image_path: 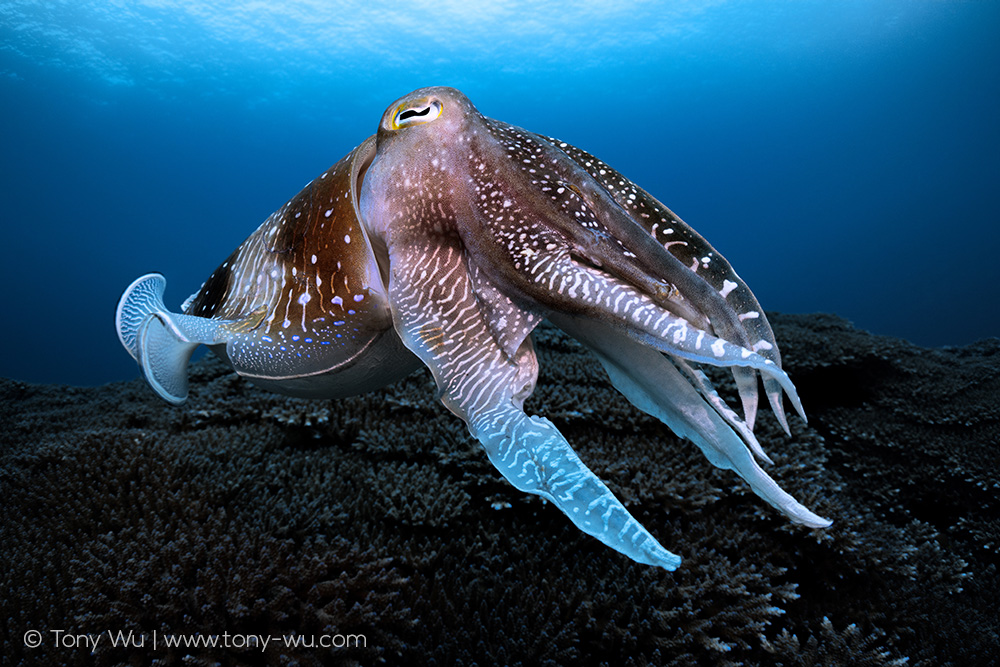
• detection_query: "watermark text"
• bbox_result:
[24,628,365,652]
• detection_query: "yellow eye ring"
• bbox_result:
[391,99,443,130]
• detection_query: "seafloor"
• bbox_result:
[2,313,998,666]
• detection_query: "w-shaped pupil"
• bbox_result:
[399,106,431,121]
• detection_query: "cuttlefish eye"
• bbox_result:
[391,99,443,129]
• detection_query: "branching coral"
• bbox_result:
[2,314,997,666]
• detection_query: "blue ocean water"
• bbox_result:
[1,1,998,387]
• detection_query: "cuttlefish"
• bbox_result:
[116,86,830,570]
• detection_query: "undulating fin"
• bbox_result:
[116,273,244,405]
[384,237,682,569]
[550,313,831,529]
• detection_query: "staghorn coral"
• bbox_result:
[761,616,909,667]
[1,385,418,667]
[2,313,998,665]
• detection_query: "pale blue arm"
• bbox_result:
[385,237,681,570]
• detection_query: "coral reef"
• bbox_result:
[2,313,997,666]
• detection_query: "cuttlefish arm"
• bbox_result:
[476,117,800,435]
[545,138,795,432]
[550,312,829,528]
[455,116,803,438]
[379,231,682,569]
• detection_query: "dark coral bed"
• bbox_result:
[2,313,998,666]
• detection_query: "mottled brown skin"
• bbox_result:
[181,138,416,396]
[186,139,386,329]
